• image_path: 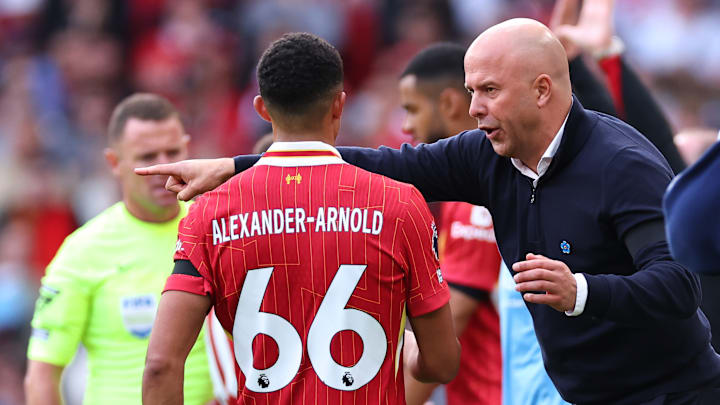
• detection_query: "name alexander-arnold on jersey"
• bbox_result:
[212,207,384,245]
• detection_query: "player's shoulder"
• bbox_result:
[591,112,668,164]
[202,165,263,199]
[355,166,427,215]
[187,177,235,218]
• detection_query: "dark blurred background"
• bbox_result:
[1,1,718,403]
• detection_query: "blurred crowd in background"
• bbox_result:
[0,0,719,403]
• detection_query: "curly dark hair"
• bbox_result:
[257,32,343,128]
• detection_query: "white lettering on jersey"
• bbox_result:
[315,208,326,232]
[212,207,385,245]
[450,221,496,242]
[327,207,338,232]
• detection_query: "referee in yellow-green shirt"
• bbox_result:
[24,94,214,405]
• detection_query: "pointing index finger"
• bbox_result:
[134,163,180,176]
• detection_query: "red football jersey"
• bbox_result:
[437,202,502,405]
[167,141,449,405]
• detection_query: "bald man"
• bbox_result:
[138,21,720,405]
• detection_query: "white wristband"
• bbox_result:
[565,273,588,317]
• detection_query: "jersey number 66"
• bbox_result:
[233,265,388,393]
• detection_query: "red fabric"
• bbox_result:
[173,161,448,404]
[436,202,502,405]
[445,304,501,405]
[341,1,379,91]
[30,205,77,280]
[599,55,626,119]
[163,273,213,297]
[437,203,501,291]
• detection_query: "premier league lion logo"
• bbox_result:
[258,373,270,389]
[342,372,354,387]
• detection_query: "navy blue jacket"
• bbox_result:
[664,140,720,275]
[234,99,720,404]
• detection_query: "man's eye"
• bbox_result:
[486,87,497,94]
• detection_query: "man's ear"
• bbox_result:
[533,74,553,108]
[331,91,346,120]
[330,91,346,144]
[253,95,273,123]
[438,88,466,121]
[104,147,121,177]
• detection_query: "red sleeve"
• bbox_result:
[441,242,501,292]
[164,201,216,300]
[598,55,625,119]
[400,187,450,317]
[438,203,501,292]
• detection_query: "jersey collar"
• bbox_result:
[255,141,346,167]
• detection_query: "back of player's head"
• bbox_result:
[401,42,466,93]
[108,93,179,143]
[257,32,343,130]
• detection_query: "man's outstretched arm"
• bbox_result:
[138,130,490,204]
[334,131,488,203]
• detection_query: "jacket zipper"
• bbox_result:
[530,184,536,204]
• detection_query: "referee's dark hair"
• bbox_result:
[257,32,343,130]
[107,93,179,143]
[400,42,467,94]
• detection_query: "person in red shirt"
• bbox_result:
[398,43,502,405]
[142,32,460,405]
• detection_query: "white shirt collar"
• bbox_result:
[511,110,571,187]
[254,141,346,167]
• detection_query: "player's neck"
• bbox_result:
[273,127,336,146]
[123,198,180,223]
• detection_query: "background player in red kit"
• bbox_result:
[142,33,460,405]
[399,44,502,405]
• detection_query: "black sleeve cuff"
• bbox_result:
[173,259,202,277]
[234,154,262,175]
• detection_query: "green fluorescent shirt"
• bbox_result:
[28,202,213,405]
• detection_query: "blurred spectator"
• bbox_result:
[674,128,719,165]
[672,127,720,354]
[0,218,35,331]
[0,218,36,405]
